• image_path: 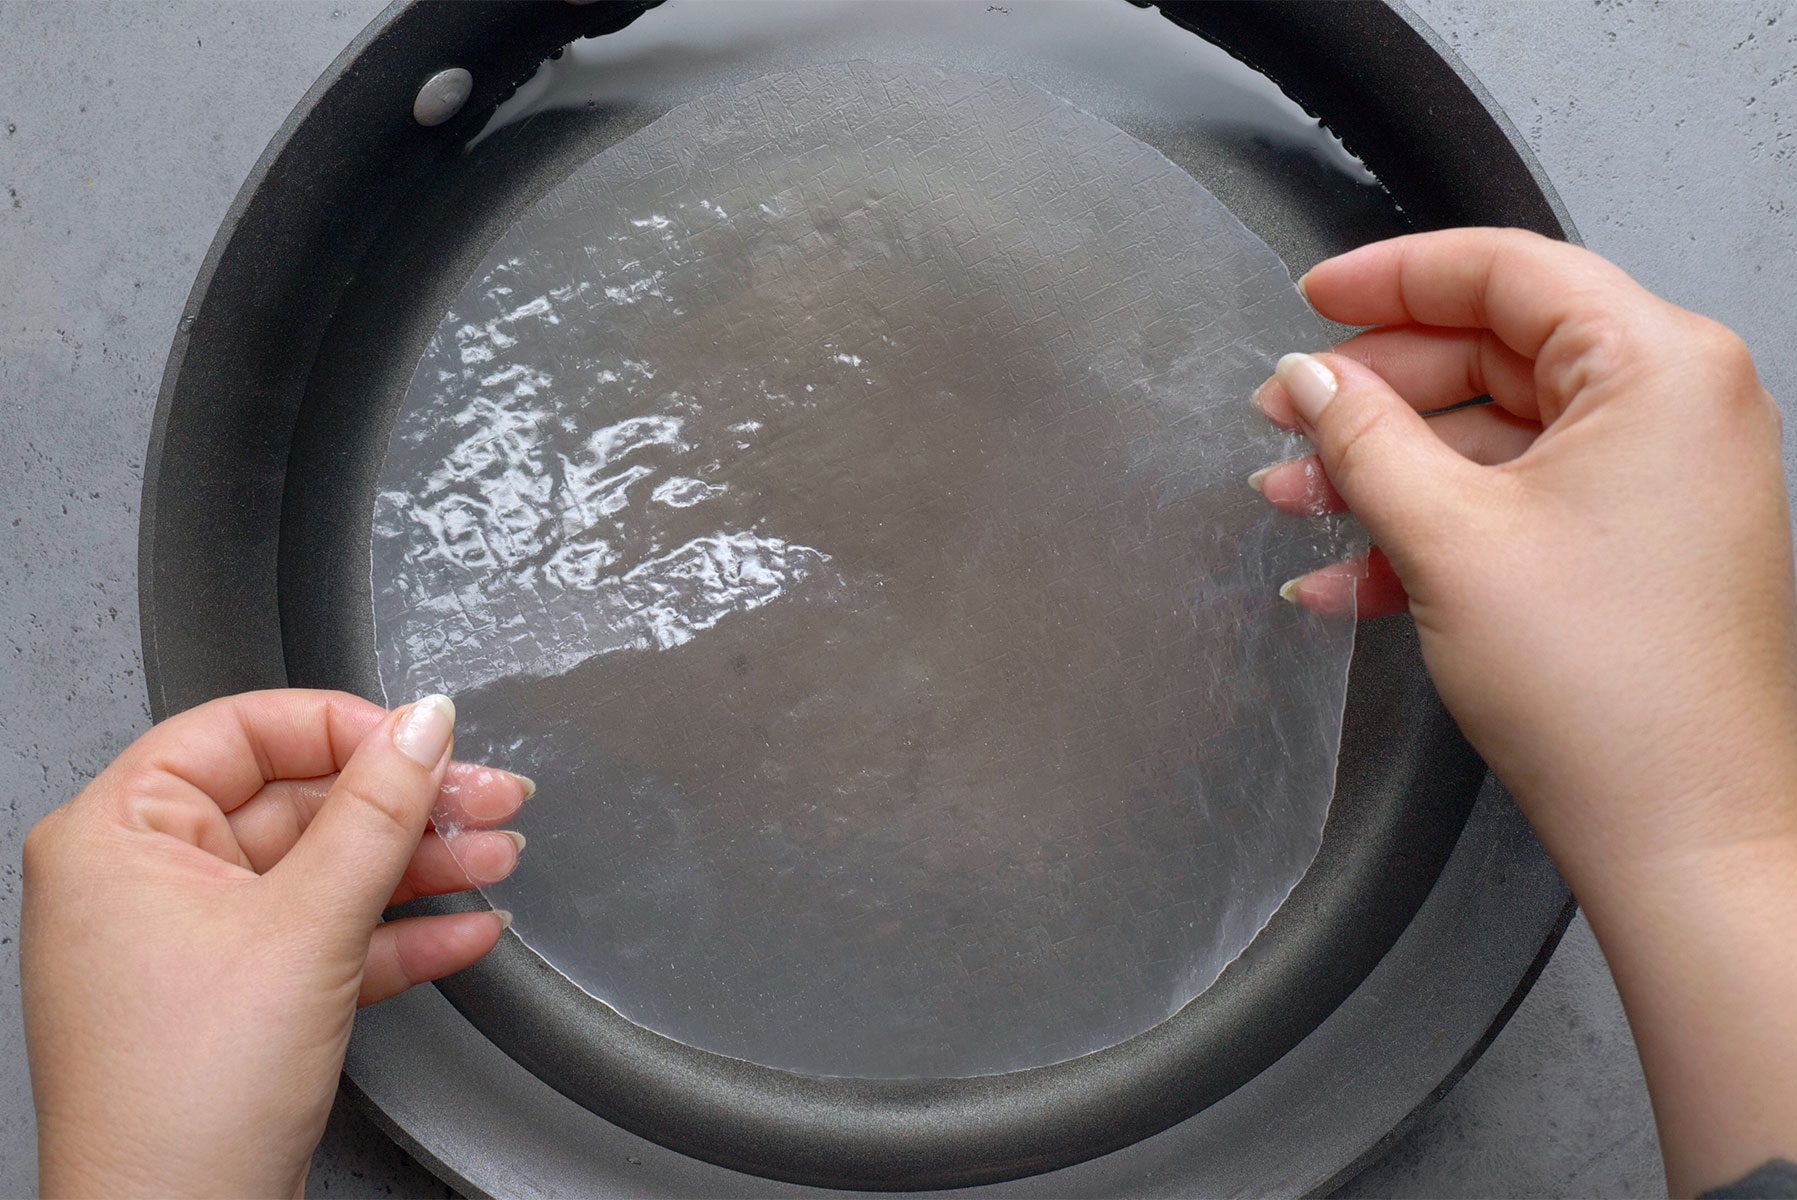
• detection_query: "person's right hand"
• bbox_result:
[1251,227,1797,1196]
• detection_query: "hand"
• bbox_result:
[22,689,530,1198]
[1252,227,1797,1195]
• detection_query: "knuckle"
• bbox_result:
[281,783,317,839]
[1709,358,1776,430]
[334,777,416,839]
[318,688,381,718]
[1468,329,1507,398]
[1735,382,1782,437]
[1491,227,1591,277]
[392,932,429,988]
[1667,317,1773,427]
[361,933,420,1008]
[1505,230,1618,278]
[1548,236,1612,272]
[1490,226,1550,253]
[22,811,66,876]
[1538,309,1633,401]
[111,766,180,827]
[1326,399,1399,482]
[1687,317,1757,378]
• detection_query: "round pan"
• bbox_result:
[140,1,1576,1193]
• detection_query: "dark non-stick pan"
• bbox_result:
[140,1,1577,1194]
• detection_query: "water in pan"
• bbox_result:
[371,44,1363,1078]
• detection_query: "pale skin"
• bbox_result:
[21,227,1796,1197]
[22,692,530,1198]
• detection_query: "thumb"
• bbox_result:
[1272,351,1481,554]
[271,694,455,924]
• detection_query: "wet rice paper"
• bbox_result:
[371,62,1357,1079]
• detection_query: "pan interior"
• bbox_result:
[144,0,1569,1186]
[372,52,1361,1079]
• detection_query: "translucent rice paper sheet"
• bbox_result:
[371,62,1357,1079]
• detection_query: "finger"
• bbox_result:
[1259,352,1496,555]
[388,830,524,906]
[228,764,531,871]
[228,776,333,872]
[1298,228,1656,362]
[1250,454,1344,516]
[89,690,386,864]
[358,911,508,1007]
[1428,403,1542,466]
[1281,548,1408,620]
[228,770,521,897]
[272,695,457,924]
[1252,404,1540,517]
[115,689,387,817]
[1258,325,1540,425]
[437,763,536,827]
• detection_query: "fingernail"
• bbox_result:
[511,773,537,799]
[1248,465,1274,494]
[1252,377,1277,413]
[1253,376,1298,429]
[1295,269,1315,299]
[394,694,455,766]
[500,830,526,853]
[492,909,514,930]
[1278,577,1304,604]
[1275,352,1337,425]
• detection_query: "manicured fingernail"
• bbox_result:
[1275,352,1337,425]
[1248,465,1274,493]
[394,694,455,766]
[511,773,537,799]
[492,909,514,930]
[1278,577,1304,604]
[500,830,526,852]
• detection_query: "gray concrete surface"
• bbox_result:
[1,1,1791,1196]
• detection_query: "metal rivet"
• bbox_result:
[413,67,473,127]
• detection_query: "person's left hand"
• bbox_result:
[21,688,529,1198]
